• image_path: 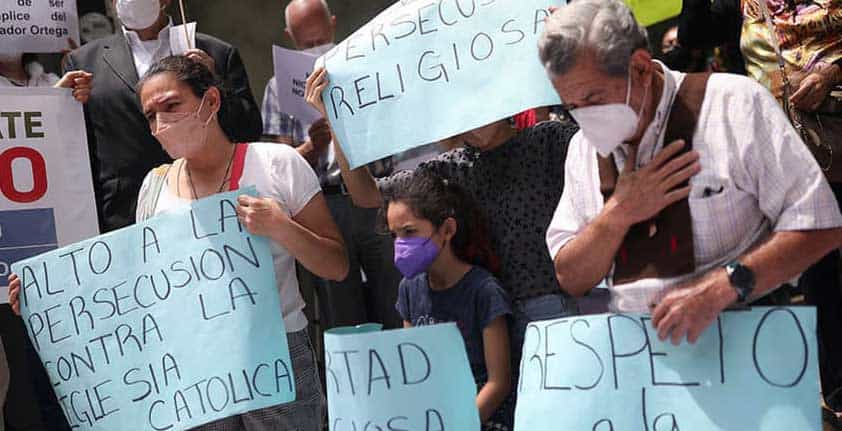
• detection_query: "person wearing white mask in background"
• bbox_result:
[0,52,92,99]
[263,0,405,336]
[262,0,336,158]
[0,51,91,431]
[543,0,842,345]
[63,0,262,234]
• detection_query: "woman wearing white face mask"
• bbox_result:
[135,55,345,430]
[0,52,92,102]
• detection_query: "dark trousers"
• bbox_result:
[310,193,402,330]
[0,305,69,431]
[799,182,842,407]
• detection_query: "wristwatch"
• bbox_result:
[725,261,755,303]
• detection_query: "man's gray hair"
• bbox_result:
[285,0,331,28]
[539,0,649,77]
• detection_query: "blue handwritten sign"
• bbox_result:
[324,323,481,430]
[321,0,564,168]
[515,307,820,430]
[11,189,295,431]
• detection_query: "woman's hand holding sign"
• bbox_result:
[236,193,349,282]
[54,70,93,104]
[236,195,291,240]
[305,67,329,118]
[304,68,384,209]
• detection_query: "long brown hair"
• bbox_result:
[383,171,501,274]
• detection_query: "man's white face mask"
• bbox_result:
[116,0,160,31]
[302,43,335,57]
[570,71,647,157]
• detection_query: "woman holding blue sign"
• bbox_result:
[134,56,347,431]
[11,55,348,431]
[385,171,514,430]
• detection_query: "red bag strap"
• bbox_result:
[229,143,248,191]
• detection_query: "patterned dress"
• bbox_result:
[740,0,842,97]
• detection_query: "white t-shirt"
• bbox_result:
[140,143,322,332]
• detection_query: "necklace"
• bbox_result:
[183,147,235,199]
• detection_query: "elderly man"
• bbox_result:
[263,0,336,159]
[263,0,403,331]
[542,0,842,345]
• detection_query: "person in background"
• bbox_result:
[391,142,449,173]
[676,0,746,74]
[65,0,262,233]
[387,171,513,429]
[305,67,578,404]
[263,0,336,157]
[263,0,403,331]
[662,26,680,53]
[78,12,116,45]
[659,25,712,73]
[0,53,92,97]
[739,0,842,107]
[541,0,842,345]
[391,109,542,174]
[680,1,842,420]
[0,51,91,431]
[743,1,842,417]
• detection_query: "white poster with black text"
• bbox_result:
[0,87,98,302]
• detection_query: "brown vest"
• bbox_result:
[599,73,711,285]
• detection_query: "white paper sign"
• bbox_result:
[0,88,98,302]
[0,0,80,53]
[170,21,196,56]
[272,45,322,127]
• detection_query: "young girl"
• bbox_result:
[385,171,513,430]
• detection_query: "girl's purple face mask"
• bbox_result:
[393,236,441,279]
